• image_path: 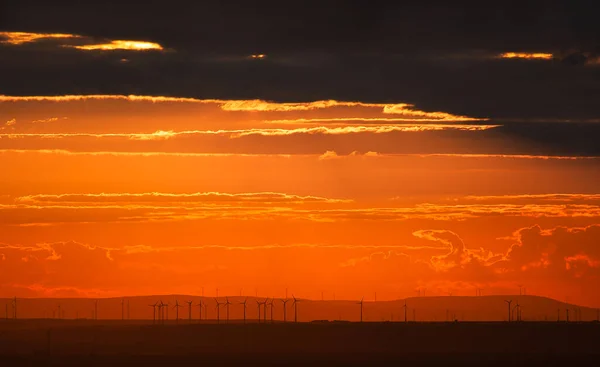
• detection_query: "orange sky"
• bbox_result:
[1,96,599,307]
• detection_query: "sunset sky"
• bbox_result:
[1,2,599,308]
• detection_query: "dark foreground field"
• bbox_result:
[1,321,599,366]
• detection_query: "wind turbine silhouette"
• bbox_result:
[12,297,17,319]
[164,301,170,322]
[403,301,408,322]
[512,302,521,322]
[357,297,364,322]
[93,299,98,321]
[149,302,158,324]
[566,308,570,322]
[281,298,290,322]
[261,298,268,322]
[225,297,232,323]
[196,299,203,322]
[186,300,193,322]
[215,298,223,324]
[159,300,166,323]
[268,298,274,323]
[121,298,125,321]
[256,299,262,323]
[505,300,512,322]
[292,295,300,323]
[240,298,248,324]
[173,300,182,323]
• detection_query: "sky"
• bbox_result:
[1,1,600,307]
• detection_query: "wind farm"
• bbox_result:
[1,292,599,365]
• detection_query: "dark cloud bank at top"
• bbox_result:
[1,0,599,123]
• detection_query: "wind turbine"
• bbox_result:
[196,299,203,322]
[292,295,300,323]
[281,298,290,322]
[93,299,98,321]
[505,300,512,322]
[256,299,262,323]
[566,308,570,322]
[357,297,364,322]
[158,301,164,323]
[149,302,158,324]
[215,298,223,324]
[121,298,125,321]
[240,298,248,324]
[12,297,17,319]
[512,302,521,322]
[225,297,231,323]
[403,301,408,323]
[261,298,268,322]
[268,298,274,323]
[186,300,193,322]
[173,300,182,323]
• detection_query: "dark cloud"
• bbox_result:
[0,0,599,123]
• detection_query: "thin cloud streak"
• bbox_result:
[0,95,486,121]
[16,192,353,204]
[0,31,164,52]
[0,31,80,45]
[0,124,500,141]
[0,149,596,160]
[498,52,554,60]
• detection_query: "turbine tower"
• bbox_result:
[504,300,512,322]
[94,299,98,321]
[292,295,300,323]
[173,300,182,323]
[186,300,193,322]
[225,297,231,323]
[149,302,158,324]
[121,298,125,321]
[158,301,164,323]
[512,302,521,322]
[261,298,268,322]
[403,301,408,323]
[196,299,203,322]
[12,297,17,319]
[256,299,262,323]
[281,298,290,322]
[215,298,223,324]
[357,297,364,322]
[240,298,248,324]
[268,298,274,323]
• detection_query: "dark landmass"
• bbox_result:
[0,320,599,366]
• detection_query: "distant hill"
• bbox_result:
[1,295,598,322]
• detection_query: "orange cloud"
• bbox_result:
[15,192,352,205]
[0,95,486,122]
[68,40,163,51]
[0,124,499,141]
[498,52,553,60]
[412,230,502,272]
[0,31,164,52]
[0,31,80,45]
